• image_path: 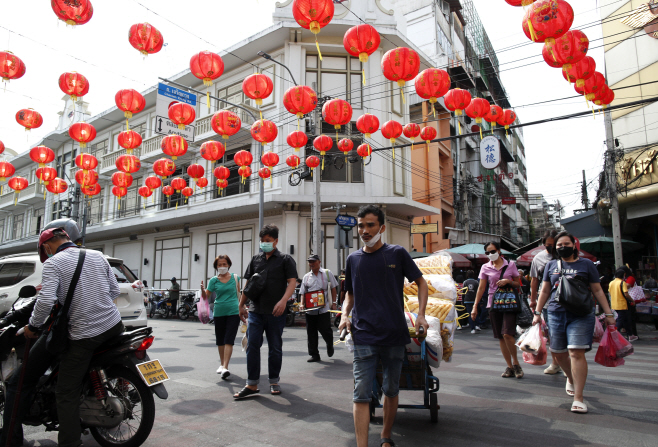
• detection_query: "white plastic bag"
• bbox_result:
[240,321,248,352]
[1,350,18,381]
[425,329,443,369]
[516,323,542,353]
[345,332,355,352]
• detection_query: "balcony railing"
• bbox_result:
[140,135,164,160]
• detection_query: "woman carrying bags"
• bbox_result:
[471,241,524,379]
[201,255,242,379]
[534,232,616,414]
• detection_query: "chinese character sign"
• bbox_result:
[480,136,501,170]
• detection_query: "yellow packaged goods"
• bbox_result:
[440,328,453,361]
[405,298,454,322]
[403,282,438,297]
[414,253,453,270]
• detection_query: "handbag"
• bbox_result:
[621,281,636,307]
[490,265,522,313]
[627,283,645,302]
[45,249,86,354]
[554,259,593,316]
[516,295,533,328]
[243,263,268,303]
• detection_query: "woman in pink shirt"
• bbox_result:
[471,241,523,378]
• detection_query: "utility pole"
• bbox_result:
[311,82,322,260]
[336,203,342,275]
[605,109,623,267]
[453,115,461,219]
[258,142,264,233]
[581,170,589,211]
[464,183,470,244]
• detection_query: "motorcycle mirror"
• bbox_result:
[18,285,37,298]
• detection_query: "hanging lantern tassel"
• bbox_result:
[126,119,130,131]
[269,169,273,186]
[592,108,596,119]
[479,126,483,140]
[458,120,462,135]
[398,81,406,104]
[315,37,323,61]
[431,102,436,118]
[527,19,537,42]
[14,193,18,206]
[362,68,366,86]
[391,140,396,159]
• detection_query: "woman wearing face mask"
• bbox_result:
[471,242,523,379]
[201,254,241,379]
[534,232,616,414]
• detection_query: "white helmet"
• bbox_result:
[42,218,82,244]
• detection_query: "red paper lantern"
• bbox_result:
[171,177,187,192]
[216,179,228,194]
[153,158,176,178]
[505,0,536,6]
[234,150,253,167]
[238,166,252,182]
[117,130,142,154]
[465,98,490,124]
[563,56,596,87]
[261,152,280,170]
[187,164,205,180]
[287,131,308,151]
[115,154,141,175]
[112,172,133,188]
[162,185,174,197]
[522,0,574,44]
[292,0,334,35]
[145,176,162,190]
[305,156,320,173]
[337,138,354,156]
[74,153,98,172]
[542,44,563,68]
[8,176,27,192]
[69,122,97,149]
[115,89,146,126]
[196,177,209,188]
[283,86,318,118]
[128,23,164,56]
[415,68,451,103]
[190,51,224,86]
[37,166,58,185]
[112,186,127,198]
[251,120,278,144]
[0,51,26,82]
[322,99,353,132]
[161,135,188,160]
[0,161,16,181]
[200,141,225,161]
[381,120,403,145]
[356,114,380,138]
[242,74,274,107]
[343,24,381,63]
[76,169,98,187]
[496,109,518,132]
[181,187,194,200]
[168,103,195,130]
[82,183,101,197]
[313,135,333,157]
[51,0,93,26]
[444,89,472,116]
[381,47,420,100]
[47,178,68,195]
[258,167,271,180]
[213,166,230,181]
[584,72,606,102]
[597,88,615,108]
[484,105,504,130]
[544,30,589,72]
[29,146,55,167]
[356,144,372,160]
[138,186,152,199]
[58,72,89,101]
[16,109,43,130]
[286,154,301,170]
[211,110,242,139]
[403,123,421,141]
[420,126,437,145]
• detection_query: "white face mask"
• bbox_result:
[487,252,500,262]
[361,228,383,248]
[217,267,229,275]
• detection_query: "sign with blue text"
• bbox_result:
[480,136,501,170]
[335,215,357,229]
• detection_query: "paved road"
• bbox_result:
[23,318,658,447]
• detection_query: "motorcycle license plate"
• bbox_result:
[166,302,172,306]
[136,360,170,386]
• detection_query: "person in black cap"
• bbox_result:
[169,277,180,303]
[299,254,338,362]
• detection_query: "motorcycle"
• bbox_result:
[0,285,168,447]
[148,291,176,319]
[176,292,197,320]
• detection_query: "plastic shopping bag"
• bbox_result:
[197,297,210,324]
[595,327,633,367]
[522,334,547,366]
[593,316,604,343]
[516,323,543,353]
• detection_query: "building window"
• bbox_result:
[86,195,104,226]
[31,208,45,236]
[213,146,251,199]
[56,150,77,180]
[12,214,24,240]
[161,164,191,210]
[0,218,4,243]
[306,54,363,108]
[91,139,109,159]
[305,130,364,184]
[206,228,253,283]
[52,198,71,221]
[153,236,190,289]
[389,82,403,116]
[115,186,140,218]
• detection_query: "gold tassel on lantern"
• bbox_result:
[360,53,368,86]
[527,19,537,42]
[397,80,406,104]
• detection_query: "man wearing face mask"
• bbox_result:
[234,224,298,399]
[340,205,429,447]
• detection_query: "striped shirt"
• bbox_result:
[30,247,122,340]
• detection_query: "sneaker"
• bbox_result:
[513,364,524,379]
[501,367,514,378]
[471,329,476,334]
[222,369,230,379]
[544,364,562,375]
[216,365,225,374]
[307,356,321,363]
[629,335,639,342]
[475,326,482,332]
[456,326,462,331]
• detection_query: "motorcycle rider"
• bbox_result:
[0,225,124,447]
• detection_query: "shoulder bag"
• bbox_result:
[554,259,593,316]
[491,265,522,313]
[243,259,269,303]
[620,281,636,307]
[45,248,86,354]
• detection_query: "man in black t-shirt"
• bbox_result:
[462,270,480,333]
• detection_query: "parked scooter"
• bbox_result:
[149,291,177,319]
[176,292,197,320]
[0,285,168,447]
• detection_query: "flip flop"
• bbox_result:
[270,384,282,395]
[233,387,259,400]
[380,438,396,447]
[571,401,588,413]
[566,381,575,396]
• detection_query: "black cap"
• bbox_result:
[307,254,320,262]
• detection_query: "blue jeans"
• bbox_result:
[476,301,489,327]
[353,345,405,403]
[547,310,595,353]
[246,312,286,386]
[464,302,476,330]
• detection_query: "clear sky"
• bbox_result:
[1,0,607,217]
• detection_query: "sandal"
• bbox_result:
[501,367,514,378]
[270,384,282,395]
[233,386,259,400]
[566,381,575,397]
[380,438,396,447]
[571,401,588,413]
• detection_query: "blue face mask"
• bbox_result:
[260,242,274,253]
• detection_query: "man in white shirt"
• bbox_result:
[299,255,338,362]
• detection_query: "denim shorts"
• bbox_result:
[353,345,405,403]
[547,310,595,353]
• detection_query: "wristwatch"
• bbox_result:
[533,310,541,316]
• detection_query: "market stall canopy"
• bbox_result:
[432,250,473,268]
[516,246,598,267]
[447,243,517,260]
[577,236,643,254]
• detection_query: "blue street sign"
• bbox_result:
[157,83,197,105]
[335,215,357,228]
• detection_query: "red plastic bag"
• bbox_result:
[593,316,604,343]
[198,297,210,324]
[521,321,548,366]
[595,327,633,367]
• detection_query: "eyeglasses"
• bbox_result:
[484,250,498,255]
